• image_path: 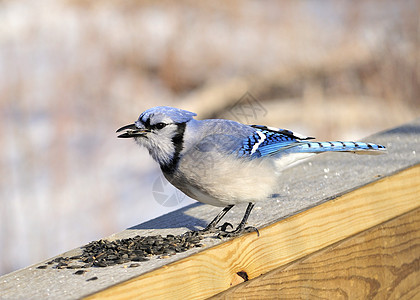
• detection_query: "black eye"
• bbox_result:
[155,122,167,130]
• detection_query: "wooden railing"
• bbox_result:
[1,119,419,299]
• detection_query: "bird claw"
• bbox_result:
[186,223,221,236]
[218,222,233,231]
[183,230,205,237]
[188,229,214,236]
[218,225,260,238]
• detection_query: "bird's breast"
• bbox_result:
[163,151,278,206]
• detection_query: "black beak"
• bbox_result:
[116,123,149,138]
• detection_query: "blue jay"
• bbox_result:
[117,106,386,236]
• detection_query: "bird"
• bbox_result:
[116,106,386,237]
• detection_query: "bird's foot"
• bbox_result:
[185,224,221,237]
[185,221,259,238]
[218,222,233,231]
[218,223,259,238]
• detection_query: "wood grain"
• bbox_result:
[213,207,420,300]
[86,165,420,300]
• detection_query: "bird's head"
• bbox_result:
[117,106,197,172]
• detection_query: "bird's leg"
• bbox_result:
[219,202,259,237]
[188,205,234,236]
[204,205,235,232]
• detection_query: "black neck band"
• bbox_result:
[160,122,186,174]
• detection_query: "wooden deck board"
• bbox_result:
[213,207,420,299]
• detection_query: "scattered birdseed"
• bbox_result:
[86,276,98,281]
[74,270,86,275]
[36,265,47,269]
[67,265,84,269]
[42,232,204,273]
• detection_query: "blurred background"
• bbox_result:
[1,0,419,275]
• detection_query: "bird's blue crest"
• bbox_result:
[138,106,197,124]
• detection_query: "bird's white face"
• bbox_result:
[117,111,187,172]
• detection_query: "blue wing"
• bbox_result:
[238,125,314,158]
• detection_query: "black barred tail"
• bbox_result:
[293,141,387,154]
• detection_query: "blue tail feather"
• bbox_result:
[293,141,386,154]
